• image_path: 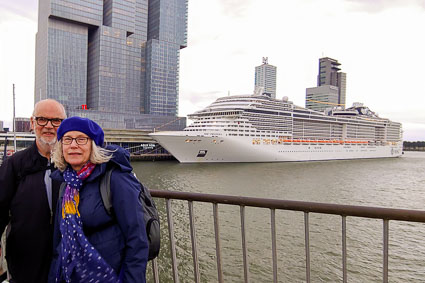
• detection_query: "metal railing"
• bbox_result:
[148,189,425,283]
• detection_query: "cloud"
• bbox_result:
[345,0,425,13]
[0,0,38,21]
[181,90,223,105]
[179,90,225,116]
[0,11,37,122]
[402,123,425,141]
[218,0,252,18]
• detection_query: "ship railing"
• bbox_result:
[148,189,425,283]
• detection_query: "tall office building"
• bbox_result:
[305,85,339,112]
[34,0,188,130]
[306,57,346,112]
[254,57,277,98]
[317,57,346,107]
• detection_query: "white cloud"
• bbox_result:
[345,0,425,13]
[0,10,36,123]
[0,0,38,22]
[402,122,425,141]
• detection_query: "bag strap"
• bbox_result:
[60,167,115,215]
[59,182,66,198]
[100,167,114,215]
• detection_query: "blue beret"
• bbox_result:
[57,117,104,146]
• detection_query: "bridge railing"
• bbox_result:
[148,189,425,283]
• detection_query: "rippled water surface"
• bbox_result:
[132,152,425,282]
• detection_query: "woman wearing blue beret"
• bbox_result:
[49,117,148,282]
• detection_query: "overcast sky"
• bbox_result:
[0,0,424,140]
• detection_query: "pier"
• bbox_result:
[0,130,174,163]
[103,129,174,161]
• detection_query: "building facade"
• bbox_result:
[306,57,346,112]
[305,85,339,112]
[254,57,277,98]
[317,57,346,108]
[15,118,31,132]
[34,0,188,130]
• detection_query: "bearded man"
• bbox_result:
[0,99,66,283]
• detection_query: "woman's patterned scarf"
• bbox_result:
[56,162,119,282]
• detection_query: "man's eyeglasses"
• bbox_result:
[34,117,63,127]
[61,137,90,145]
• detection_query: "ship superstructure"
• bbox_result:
[150,94,403,163]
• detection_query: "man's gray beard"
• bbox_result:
[38,136,57,147]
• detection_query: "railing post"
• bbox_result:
[240,205,249,283]
[213,203,224,283]
[151,258,159,283]
[188,201,201,283]
[166,199,180,283]
[342,216,347,283]
[304,212,311,283]
[383,220,389,283]
[271,208,278,283]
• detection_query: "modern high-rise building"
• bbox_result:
[305,85,339,112]
[317,57,346,107]
[254,57,277,98]
[34,0,188,130]
[306,57,346,112]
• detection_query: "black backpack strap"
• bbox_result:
[100,167,114,215]
[59,182,67,198]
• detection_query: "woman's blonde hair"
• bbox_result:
[52,140,114,171]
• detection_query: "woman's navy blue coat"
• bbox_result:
[49,146,148,282]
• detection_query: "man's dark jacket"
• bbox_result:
[0,142,60,283]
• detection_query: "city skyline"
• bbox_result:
[1,0,425,140]
[34,0,187,130]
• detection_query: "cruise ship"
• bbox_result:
[149,94,403,163]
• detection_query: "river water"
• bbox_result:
[132,151,425,282]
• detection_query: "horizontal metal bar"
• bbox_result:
[150,190,425,223]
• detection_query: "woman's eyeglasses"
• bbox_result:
[61,137,90,145]
[34,116,63,127]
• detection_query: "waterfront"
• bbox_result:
[133,152,425,282]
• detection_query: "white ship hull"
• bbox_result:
[150,132,403,163]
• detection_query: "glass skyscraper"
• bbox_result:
[317,57,346,108]
[34,0,188,130]
[254,57,277,99]
[306,57,347,112]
